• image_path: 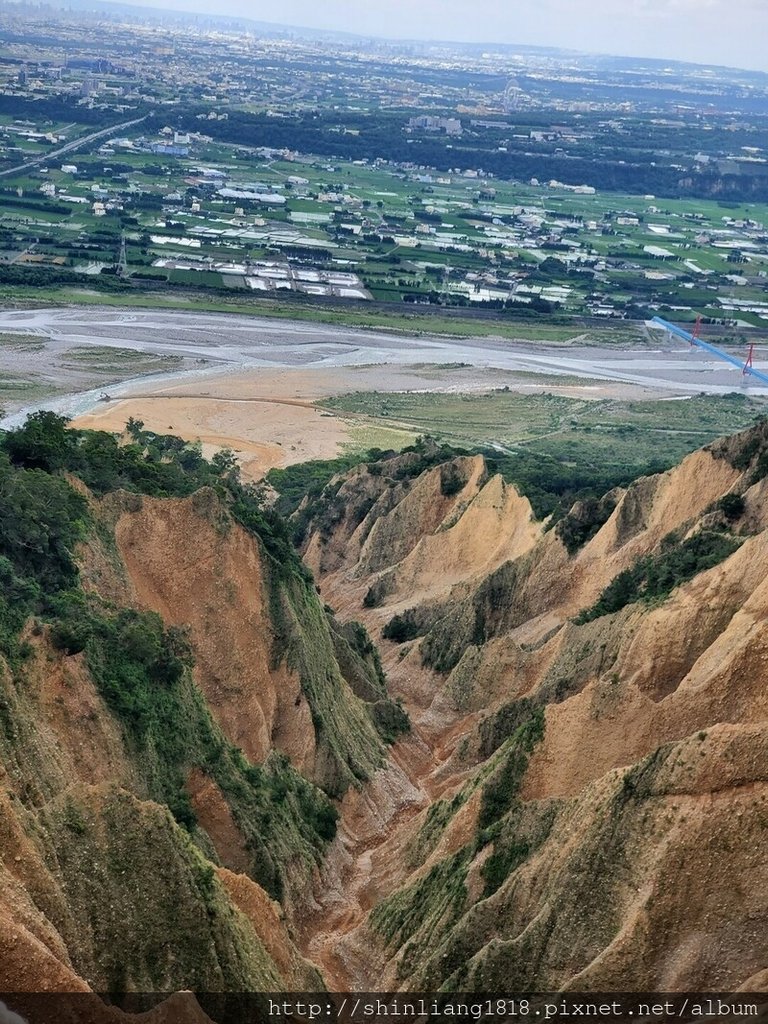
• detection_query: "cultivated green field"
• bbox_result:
[4,117,768,333]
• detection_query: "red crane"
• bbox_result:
[744,342,756,375]
[691,314,703,345]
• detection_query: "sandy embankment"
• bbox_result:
[72,369,356,479]
[70,362,507,478]
[70,360,640,480]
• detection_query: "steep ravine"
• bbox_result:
[298,710,474,990]
[294,435,768,992]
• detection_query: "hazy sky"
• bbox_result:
[120,0,768,72]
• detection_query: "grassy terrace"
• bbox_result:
[61,345,183,375]
[321,390,768,483]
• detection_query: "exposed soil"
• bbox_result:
[2,367,768,999]
[112,492,316,773]
[298,701,477,990]
[293,443,768,992]
[73,391,352,480]
[69,362,642,481]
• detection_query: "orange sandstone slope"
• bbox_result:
[1,422,767,1003]
[0,478,405,1002]
[298,429,768,992]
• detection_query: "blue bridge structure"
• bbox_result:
[651,316,768,387]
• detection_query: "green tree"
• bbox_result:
[4,411,77,472]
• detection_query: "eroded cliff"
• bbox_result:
[0,415,766,1009]
[297,431,768,992]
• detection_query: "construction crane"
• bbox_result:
[651,315,768,387]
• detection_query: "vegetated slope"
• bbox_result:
[0,414,406,1006]
[295,429,768,992]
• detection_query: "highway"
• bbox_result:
[0,115,148,180]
